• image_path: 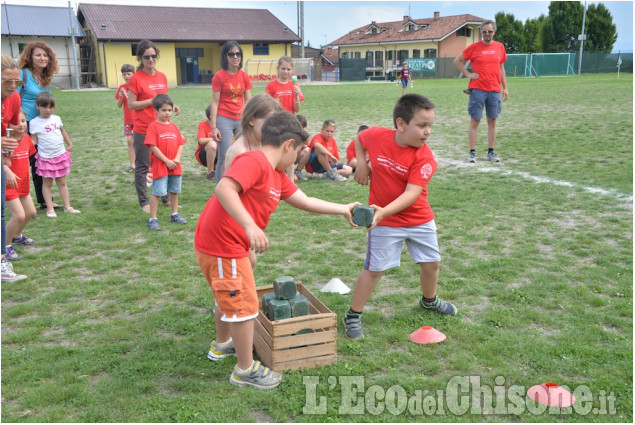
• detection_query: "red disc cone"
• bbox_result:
[409,326,446,344]
[527,382,576,407]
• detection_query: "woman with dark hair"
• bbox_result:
[209,41,252,182]
[127,40,179,212]
[17,41,60,210]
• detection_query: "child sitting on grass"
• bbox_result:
[144,94,187,230]
[195,105,218,181]
[194,110,360,389]
[305,119,352,182]
[345,125,369,172]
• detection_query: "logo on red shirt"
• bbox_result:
[421,163,433,180]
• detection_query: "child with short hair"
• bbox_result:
[195,105,218,181]
[115,64,136,174]
[29,92,80,218]
[265,55,304,114]
[344,94,457,339]
[144,94,187,230]
[3,109,36,261]
[195,110,360,389]
[222,93,282,174]
[345,125,370,172]
[289,114,311,181]
[305,120,352,182]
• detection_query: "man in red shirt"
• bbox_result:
[454,20,509,163]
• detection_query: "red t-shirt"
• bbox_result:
[462,40,507,92]
[195,120,213,166]
[194,150,298,258]
[127,70,168,134]
[400,67,410,82]
[212,69,252,120]
[265,80,304,114]
[1,91,21,136]
[144,121,187,179]
[359,126,437,227]
[5,133,35,200]
[346,139,356,161]
[305,133,340,173]
[115,83,134,126]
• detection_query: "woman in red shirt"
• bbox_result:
[127,40,180,213]
[209,41,252,183]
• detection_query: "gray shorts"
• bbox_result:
[364,221,441,272]
[468,89,501,120]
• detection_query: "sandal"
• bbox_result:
[64,207,81,214]
[46,210,57,218]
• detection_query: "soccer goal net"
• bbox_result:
[505,53,576,77]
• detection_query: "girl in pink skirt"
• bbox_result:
[29,92,80,218]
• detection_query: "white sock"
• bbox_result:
[236,361,255,374]
[217,337,232,346]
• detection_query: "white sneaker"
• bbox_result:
[1,259,27,282]
[326,168,347,182]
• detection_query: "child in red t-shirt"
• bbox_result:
[345,125,369,171]
[143,94,187,230]
[115,64,135,174]
[3,110,37,261]
[265,55,304,114]
[194,110,360,389]
[195,105,218,181]
[343,94,457,340]
[306,120,352,182]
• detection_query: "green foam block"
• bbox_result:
[273,276,297,300]
[289,294,310,317]
[261,292,277,313]
[353,205,374,227]
[267,299,291,321]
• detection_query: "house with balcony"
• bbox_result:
[328,12,485,78]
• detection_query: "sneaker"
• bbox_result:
[5,246,20,261]
[326,168,347,182]
[12,234,35,245]
[294,170,307,181]
[420,296,457,316]
[487,151,500,162]
[169,213,187,224]
[1,259,26,282]
[148,218,161,231]
[343,313,363,339]
[207,339,237,361]
[123,166,135,174]
[311,172,325,180]
[229,361,283,390]
[205,171,215,181]
[468,151,476,163]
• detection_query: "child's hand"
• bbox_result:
[165,159,177,170]
[293,84,302,95]
[173,105,181,116]
[245,224,269,254]
[367,204,385,230]
[66,142,73,152]
[4,169,19,189]
[120,87,128,98]
[343,202,362,227]
[354,162,371,186]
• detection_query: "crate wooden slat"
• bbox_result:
[254,282,337,371]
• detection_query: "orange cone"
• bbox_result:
[527,382,576,407]
[409,326,446,344]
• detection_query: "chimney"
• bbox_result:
[403,15,410,22]
[433,11,440,19]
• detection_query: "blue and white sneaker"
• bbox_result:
[169,213,187,224]
[148,218,161,231]
[12,234,35,245]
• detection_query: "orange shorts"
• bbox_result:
[195,249,258,322]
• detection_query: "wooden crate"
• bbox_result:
[254,282,337,372]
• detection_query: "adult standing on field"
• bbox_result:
[17,41,61,210]
[209,41,252,183]
[454,20,508,163]
[127,39,179,213]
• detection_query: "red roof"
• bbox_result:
[322,46,339,65]
[78,3,300,43]
[329,13,485,46]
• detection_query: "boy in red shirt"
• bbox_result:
[195,104,218,181]
[345,125,369,172]
[194,110,359,389]
[344,94,457,339]
[305,120,352,182]
[115,64,135,174]
[144,94,187,230]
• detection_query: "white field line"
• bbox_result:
[438,158,634,205]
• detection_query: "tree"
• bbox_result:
[584,3,617,53]
[522,15,546,53]
[541,1,584,52]
[494,12,525,53]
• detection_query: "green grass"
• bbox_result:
[1,74,632,422]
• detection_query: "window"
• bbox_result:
[407,24,415,31]
[341,52,349,59]
[412,49,420,58]
[354,51,361,59]
[375,51,383,67]
[456,27,472,37]
[386,50,394,61]
[253,43,269,55]
[398,50,408,63]
[424,48,437,58]
[18,43,27,54]
[131,44,138,56]
[366,51,373,67]
[370,27,378,34]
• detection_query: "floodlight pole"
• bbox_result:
[68,1,80,89]
[299,1,305,58]
[577,1,587,75]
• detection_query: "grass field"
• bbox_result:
[1,74,632,422]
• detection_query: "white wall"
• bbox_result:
[1,35,80,89]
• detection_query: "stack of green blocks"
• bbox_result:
[261,276,310,321]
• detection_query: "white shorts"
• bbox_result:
[364,221,440,272]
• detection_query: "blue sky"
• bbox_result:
[12,0,634,53]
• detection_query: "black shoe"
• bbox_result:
[39,203,47,210]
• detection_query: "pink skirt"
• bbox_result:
[35,151,72,178]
